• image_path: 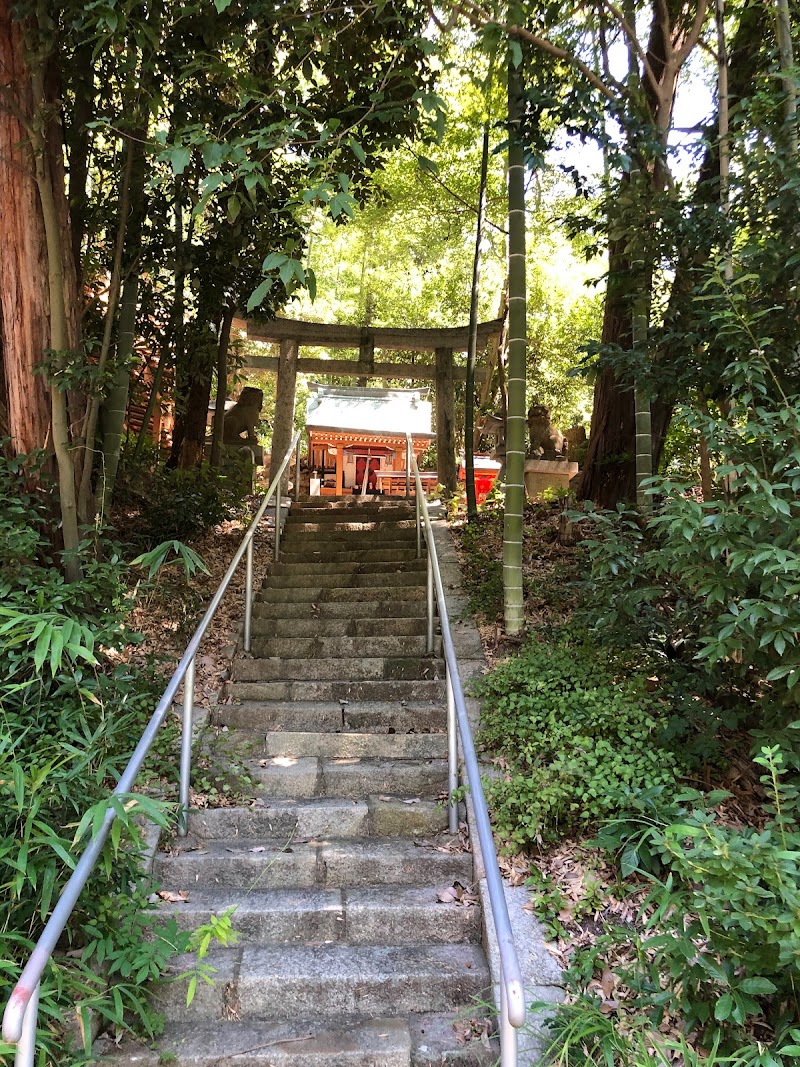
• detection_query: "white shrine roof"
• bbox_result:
[305,385,434,438]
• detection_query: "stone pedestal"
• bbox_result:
[524,458,579,501]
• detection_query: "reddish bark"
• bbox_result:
[0,5,81,459]
[0,6,52,455]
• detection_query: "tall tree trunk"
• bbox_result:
[178,338,215,469]
[77,136,134,518]
[97,121,148,510]
[578,1,704,506]
[31,64,82,579]
[774,0,797,156]
[503,59,527,635]
[65,39,93,286]
[466,119,490,520]
[210,303,235,469]
[139,176,186,460]
[97,271,139,513]
[0,6,51,457]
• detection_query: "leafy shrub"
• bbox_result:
[575,733,800,1060]
[115,456,243,548]
[0,453,196,1062]
[575,353,800,714]
[475,628,683,845]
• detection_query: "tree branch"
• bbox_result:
[450,0,619,103]
[600,0,663,97]
[674,0,710,65]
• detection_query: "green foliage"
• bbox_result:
[551,733,800,1063]
[459,511,506,619]
[0,453,194,1061]
[475,628,683,845]
[116,461,241,547]
[575,355,800,711]
[130,541,209,580]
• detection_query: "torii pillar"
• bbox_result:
[269,338,299,489]
[435,346,457,493]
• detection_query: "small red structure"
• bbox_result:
[459,455,502,504]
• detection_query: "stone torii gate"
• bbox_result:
[242,317,504,492]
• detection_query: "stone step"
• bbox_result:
[256,584,427,603]
[270,559,426,577]
[155,836,472,891]
[285,522,418,535]
[153,884,479,945]
[249,755,448,800]
[102,1014,498,1066]
[250,616,429,638]
[188,795,447,840]
[276,547,421,565]
[249,635,436,659]
[228,679,447,703]
[263,571,426,590]
[234,656,443,683]
[101,1018,412,1067]
[261,730,446,760]
[251,599,428,620]
[289,503,416,519]
[211,700,447,733]
[156,944,490,1022]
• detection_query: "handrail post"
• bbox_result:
[500,973,518,1067]
[14,982,38,1067]
[446,667,458,834]
[178,656,195,838]
[426,549,434,655]
[405,438,411,498]
[294,435,302,502]
[274,497,282,562]
[243,539,254,653]
[415,488,421,559]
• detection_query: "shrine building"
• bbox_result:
[305,384,435,496]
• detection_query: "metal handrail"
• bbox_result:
[2,431,301,1063]
[407,434,525,1067]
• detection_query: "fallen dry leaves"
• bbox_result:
[436,881,479,906]
[123,508,275,709]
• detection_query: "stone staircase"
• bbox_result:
[112,498,498,1065]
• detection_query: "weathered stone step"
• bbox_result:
[281,524,420,537]
[256,584,426,603]
[276,547,421,565]
[211,699,447,733]
[157,944,490,1022]
[102,1014,498,1066]
[290,503,415,519]
[270,559,426,577]
[251,599,428,620]
[261,730,446,760]
[263,571,426,590]
[188,794,447,840]
[228,679,447,703]
[234,656,444,683]
[250,755,448,800]
[250,635,438,659]
[103,1019,411,1066]
[156,836,471,891]
[250,616,429,638]
[153,884,479,946]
